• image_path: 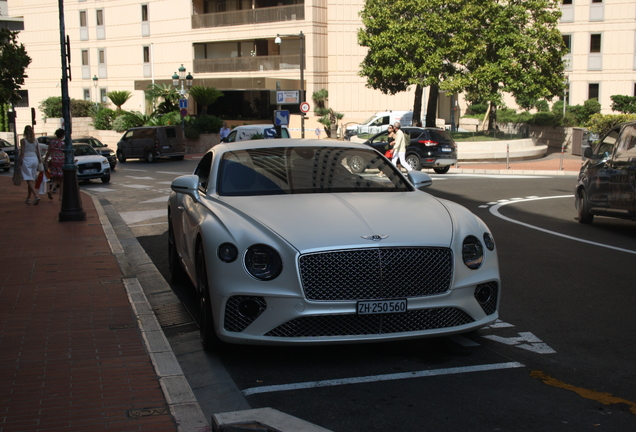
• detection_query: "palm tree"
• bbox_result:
[106,90,132,112]
[188,85,223,115]
[145,83,180,115]
[312,89,344,138]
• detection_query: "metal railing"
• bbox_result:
[192,5,304,28]
[193,54,300,74]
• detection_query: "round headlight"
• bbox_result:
[244,244,282,280]
[483,233,495,251]
[462,236,484,269]
[217,243,238,263]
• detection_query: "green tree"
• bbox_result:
[107,90,133,112]
[145,83,180,115]
[610,95,636,114]
[456,0,567,130]
[188,85,223,115]
[0,29,31,106]
[312,89,344,138]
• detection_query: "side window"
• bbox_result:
[194,152,213,192]
[371,131,389,144]
[226,131,237,142]
[381,116,390,125]
[282,128,290,138]
[615,126,636,163]
[165,128,177,138]
[595,128,619,161]
[123,131,134,140]
[370,117,383,126]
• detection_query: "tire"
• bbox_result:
[433,166,450,174]
[101,174,111,183]
[110,163,117,171]
[343,136,351,141]
[196,242,218,351]
[168,213,187,283]
[405,154,421,171]
[117,151,126,163]
[348,155,366,174]
[577,189,594,224]
[146,151,155,163]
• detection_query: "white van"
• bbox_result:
[223,124,290,142]
[345,111,413,139]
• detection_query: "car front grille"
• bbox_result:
[299,247,453,301]
[77,162,101,173]
[264,307,474,337]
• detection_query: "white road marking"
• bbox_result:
[119,209,166,225]
[87,187,116,193]
[241,362,525,396]
[157,171,191,175]
[489,195,636,255]
[482,332,556,354]
[140,196,169,203]
[121,169,147,172]
[122,184,152,189]
[126,176,155,180]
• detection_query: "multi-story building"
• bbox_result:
[5,0,636,136]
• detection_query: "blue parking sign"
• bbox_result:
[179,99,188,109]
[274,110,290,126]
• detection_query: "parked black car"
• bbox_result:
[0,139,16,163]
[352,127,458,174]
[575,121,636,224]
[73,137,117,170]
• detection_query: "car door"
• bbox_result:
[584,127,620,210]
[119,130,134,157]
[607,124,636,214]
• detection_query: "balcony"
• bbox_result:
[192,5,304,29]
[194,54,300,74]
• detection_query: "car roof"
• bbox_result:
[212,138,370,153]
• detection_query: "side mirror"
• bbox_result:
[583,146,593,159]
[171,174,200,203]
[408,171,433,189]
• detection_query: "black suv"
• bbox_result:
[353,127,457,174]
[575,121,636,224]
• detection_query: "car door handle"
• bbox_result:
[178,206,184,211]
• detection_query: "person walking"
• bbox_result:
[220,122,231,140]
[43,129,65,201]
[391,122,412,172]
[19,125,43,204]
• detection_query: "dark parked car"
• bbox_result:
[353,127,458,174]
[117,125,185,163]
[575,121,636,224]
[0,139,16,163]
[72,136,117,170]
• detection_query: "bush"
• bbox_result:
[93,108,116,130]
[193,114,223,134]
[467,102,488,115]
[527,112,560,126]
[610,95,636,114]
[586,113,636,135]
[112,114,142,132]
[38,96,94,118]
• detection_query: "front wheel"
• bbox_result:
[577,189,594,224]
[146,151,156,163]
[168,214,187,283]
[348,155,366,174]
[196,242,219,351]
[117,151,126,163]
[101,174,111,183]
[433,166,450,174]
[405,154,421,171]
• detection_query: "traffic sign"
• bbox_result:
[276,91,299,104]
[179,98,188,109]
[300,102,310,113]
[274,110,290,125]
[180,108,188,117]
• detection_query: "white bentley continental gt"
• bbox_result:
[168,139,500,350]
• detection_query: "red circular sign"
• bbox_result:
[180,109,188,117]
[300,102,310,113]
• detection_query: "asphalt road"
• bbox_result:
[10,160,634,431]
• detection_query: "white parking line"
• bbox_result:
[489,195,636,255]
[241,362,524,396]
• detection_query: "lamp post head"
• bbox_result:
[172,72,179,88]
[186,72,193,88]
[274,35,281,45]
[178,64,186,81]
[92,75,98,87]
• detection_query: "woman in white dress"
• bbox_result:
[19,125,42,204]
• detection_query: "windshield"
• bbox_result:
[217,146,412,196]
[73,145,98,156]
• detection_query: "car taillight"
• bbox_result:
[418,139,438,147]
[154,139,159,148]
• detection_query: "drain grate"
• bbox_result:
[153,302,194,328]
[127,406,169,418]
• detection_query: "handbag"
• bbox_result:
[36,143,44,172]
[37,162,45,172]
[384,149,394,159]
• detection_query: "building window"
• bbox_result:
[141,4,150,37]
[591,0,602,3]
[562,0,572,3]
[14,90,29,108]
[83,88,91,101]
[79,10,88,41]
[588,83,599,100]
[96,9,105,39]
[98,48,107,79]
[81,49,90,79]
[100,88,108,104]
[590,0,604,21]
[143,46,151,77]
[561,0,574,22]
[562,34,572,71]
[590,34,601,53]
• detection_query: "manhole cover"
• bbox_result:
[153,302,194,328]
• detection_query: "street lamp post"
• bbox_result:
[172,64,193,130]
[275,32,305,138]
[92,75,99,109]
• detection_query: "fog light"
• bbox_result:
[475,285,492,304]
[218,243,238,263]
[237,299,262,318]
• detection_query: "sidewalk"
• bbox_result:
[453,149,583,176]
[0,176,180,432]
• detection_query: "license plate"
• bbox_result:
[84,169,98,174]
[358,299,407,315]
[441,148,452,152]
[163,146,170,149]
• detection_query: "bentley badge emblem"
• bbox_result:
[361,234,389,241]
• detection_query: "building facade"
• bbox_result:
[5,0,636,136]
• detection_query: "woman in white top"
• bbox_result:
[19,125,42,204]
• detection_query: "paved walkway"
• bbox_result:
[453,150,582,176]
[0,176,180,432]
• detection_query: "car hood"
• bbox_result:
[75,155,106,164]
[220,192,453,252]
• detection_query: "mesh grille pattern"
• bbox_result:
[265,307,474,337]
[299,248,453,301]
[475,282,499,316]
[224,296,267,332]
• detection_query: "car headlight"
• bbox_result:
[483,233,495,251]
[462,236,484,269]
[102,159,109,166]
[218,243,238,263]
[244,244,282,280]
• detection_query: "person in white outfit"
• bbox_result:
[391,122,412,172]
[19,125,42,204]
